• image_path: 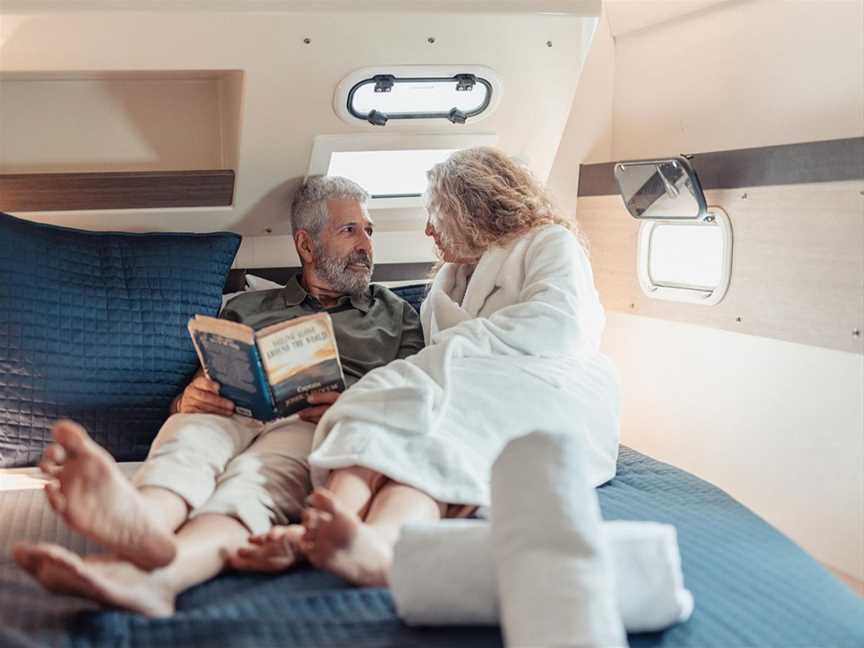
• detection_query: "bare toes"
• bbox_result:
[307,488,338,515]
[51,419,90,453]
[44,481,67,514]
[13,543,41,573]
[43,443,67,465]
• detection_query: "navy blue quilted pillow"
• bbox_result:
[390,283,429,315]
[0,212,241,467]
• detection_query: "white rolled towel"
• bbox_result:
[490,430,627,647]
[390,519,694,632]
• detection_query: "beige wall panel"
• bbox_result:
[611,0,864,159]
[578,181,864,354]
[603,312,864,581]
[546,9,614,220]
[0,9,595,258]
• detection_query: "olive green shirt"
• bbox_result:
[220,274,425,386]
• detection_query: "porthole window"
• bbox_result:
[334,66,501,126]
[637,210,733,305]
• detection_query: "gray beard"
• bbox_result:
[313,244,373,295]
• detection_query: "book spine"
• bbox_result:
[250,343,277,420]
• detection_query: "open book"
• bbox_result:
[188,312,345,421]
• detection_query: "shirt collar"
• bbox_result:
[282,273,372,313]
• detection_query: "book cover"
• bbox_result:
[188,312,345,421]
[255,313,345,417]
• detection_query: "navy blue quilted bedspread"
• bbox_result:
[1,447,862,647]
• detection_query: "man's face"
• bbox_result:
[312,198,375,295]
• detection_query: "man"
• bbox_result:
[13,176,424,617]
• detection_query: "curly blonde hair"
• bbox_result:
[425,147,584,262]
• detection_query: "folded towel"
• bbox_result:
[490,430,627,647]
[391,519,694,632]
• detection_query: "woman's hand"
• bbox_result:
[297,391,341,424]
[227,525,305,572]
[175,374,235,416]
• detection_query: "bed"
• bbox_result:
[1,446,862,648]
[1,215,861,646]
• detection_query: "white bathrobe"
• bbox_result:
[308,224,620,506]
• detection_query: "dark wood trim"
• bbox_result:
[577,137,864,197]
[225,262,434,293]
[0,170,235,211]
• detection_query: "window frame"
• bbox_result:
[307,133,498,209]
[334,65,502,127]
[636,207,733,305]
[346,75,493,124]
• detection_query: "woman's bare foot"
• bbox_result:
[227,524,305,572]
[39,419,176,570]
[301,489,392,587]
[13,543,175,618]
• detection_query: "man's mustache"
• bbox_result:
[344,251,373,270]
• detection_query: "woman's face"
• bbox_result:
[424,206,462,264]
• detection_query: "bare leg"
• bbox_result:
[324,466,384,517]
[303,478,444,587]
[14,513,249,618]
[39,420,182,569]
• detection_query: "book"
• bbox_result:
[187,312,345,421]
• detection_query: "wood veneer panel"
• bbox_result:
[577,181,864,354]
[0,170,235,212]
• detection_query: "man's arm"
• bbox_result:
[395,301,425,360]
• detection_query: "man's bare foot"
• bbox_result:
[228,524,305,573]
[39,419,176,570]
[14,543,175,618]
[301,488,391,587]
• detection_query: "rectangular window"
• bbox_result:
[307,133,497,210]
[326,149,457,199]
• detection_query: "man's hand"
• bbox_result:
[176,374,235,416]
[227,525,304,573]
[297,391,340,424]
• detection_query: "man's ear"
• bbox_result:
[295,230,315,265]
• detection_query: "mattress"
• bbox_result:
[1,448,862,648]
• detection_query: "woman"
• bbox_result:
[232,147,620,585]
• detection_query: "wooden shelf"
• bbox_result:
[0,170,235,212]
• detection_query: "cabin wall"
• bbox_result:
[0,7,597,269]
[548,0,864,581]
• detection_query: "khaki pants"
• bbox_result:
[132,413,314,535]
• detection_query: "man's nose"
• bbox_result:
[357,230,373,254]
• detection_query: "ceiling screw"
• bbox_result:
[546,40,553,47]
[741,192,748,199]
[629,303,636,309]
[303,37,311,44]
[265,228,273,234]
[736,316,743,323]
[427,36,436,44]
[853,329,861,337]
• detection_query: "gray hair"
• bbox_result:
[290,175,369,237]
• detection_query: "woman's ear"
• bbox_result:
[295,230,315,265]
